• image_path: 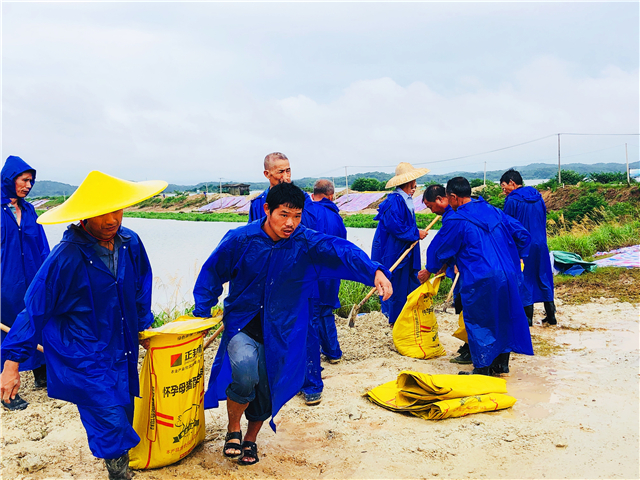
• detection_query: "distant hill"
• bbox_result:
[30,180,77,197]
[29,161,640,196]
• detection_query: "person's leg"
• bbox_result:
[32,364,47,389]
[225,333,261,457]
[317,304,342,362]
[524,304,534,326]
[241,341,271,465]
[301,301,323,404]
[542,301,557,325]
[77,401,140,480]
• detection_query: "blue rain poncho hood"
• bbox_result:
[504,186,555,304]
[2,224,154,406]
[193,219,389,431]
[426,197,533,367]
[2,155,36,204]
[372,191,421,323]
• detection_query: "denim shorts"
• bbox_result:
[226,332,272,422]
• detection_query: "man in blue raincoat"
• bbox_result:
[372,162,429,324]
[420,184,471,365]
[501,169,556,325]
[423,177,534,375]
[300,179,348,406]
[193,182,392,466]
[1,171,167,480]
[1,156,50,410]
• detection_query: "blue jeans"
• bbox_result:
[302,302,342,395]
[226,332,272,422]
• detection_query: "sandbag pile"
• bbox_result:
[366,371,517,420]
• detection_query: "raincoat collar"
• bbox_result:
[1,156,36,204]
[317,197,340,214]
[454,196,502,232]
[507,185,542,203]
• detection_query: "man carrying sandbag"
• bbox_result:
[501,169,557,326]
[422,177,533,375]
[420,184,471,365]
[193,182,392,466]
[1,171,166,480]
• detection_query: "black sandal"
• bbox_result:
[238,441,259,466]
[223,431,243,458]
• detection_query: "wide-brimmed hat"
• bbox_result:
[37,171,167,225]
[385,162,430,189]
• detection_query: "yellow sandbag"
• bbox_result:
[392,275,446,359]
[366,371,509,411]
[130,315,220,470]
[452,311,468,343]
[412,394,517,420]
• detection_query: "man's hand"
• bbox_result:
[419,229,428,240]
[139,338,151,350]
[417,269,431,283]
[1,360,21,403]
[374,270,393,301]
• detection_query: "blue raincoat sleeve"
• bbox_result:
[192,230,235,317]
[135,240,154,330]
[502,212,531,259]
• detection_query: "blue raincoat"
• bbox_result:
[1,156,50,372]
[372,192,420,324]
[249,187,314,226]
[503,186,554,304]
[426,197,534,367]
[2,224,154,407]
[193,220,389,430]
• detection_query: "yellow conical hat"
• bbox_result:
[37,171,168,225]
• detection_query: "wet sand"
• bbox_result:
[1,300,638,479]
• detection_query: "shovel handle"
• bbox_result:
[445,271,460,303]
[203,323,225,351]
[0,323,44,353]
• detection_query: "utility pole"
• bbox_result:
[345,166,349,197]
[219,178,222,195]
[626,143,630,185]
[557,134,562,184]
[483,161,487,187]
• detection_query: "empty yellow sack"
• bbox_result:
[130,315,220,470]
[392,275,446,359]
[366,371,515,419]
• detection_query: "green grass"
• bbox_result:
[123,211,248,222]
[548,221,640,258]
[554,267,640,304]
[342,213,441,230]
[335,280,381,317]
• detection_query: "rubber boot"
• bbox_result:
[104,452,134,480]
[450,343,472,364]
[33,364,47,389]
[524,305,534,327]
[458,366,491,376]
[490,352,511,374]
[542,301,557,325]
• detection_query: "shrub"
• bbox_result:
[555,170,584,185]
[563,194,607,223]
[351,178,385,191]
[469,178,484,188]
[587,171,628,184]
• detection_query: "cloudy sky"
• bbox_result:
[2,2,638,185]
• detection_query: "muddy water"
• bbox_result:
[43,218,437,310]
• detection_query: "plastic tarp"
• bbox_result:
[593,245,639,269]
[366,371,516,420]
[198,196,251,212]
[551,251,597,276]
[336,192,386,212]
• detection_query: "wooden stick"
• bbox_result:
[0,323,44,353]
[445,272,460,303]
[203,323,225,351]
[348,215,441,327]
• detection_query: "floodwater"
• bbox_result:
[43,218,437,311]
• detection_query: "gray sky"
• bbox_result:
[2,2,639,185]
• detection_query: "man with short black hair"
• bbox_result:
[300,179,347,405]
[500,168,556,325]
[194,182,392,466]
[423,177,533,375]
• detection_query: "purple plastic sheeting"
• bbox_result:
[336,192,386,212]
[29,199,49,208]
[198,196,250,212]
[593,245,639,269]
[413,196,428,212]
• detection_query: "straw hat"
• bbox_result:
[385,163,430,189]
[37,171,168,225]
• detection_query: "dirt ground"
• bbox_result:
[2,300,638,480]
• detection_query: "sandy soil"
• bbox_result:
[2,300,638,480]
